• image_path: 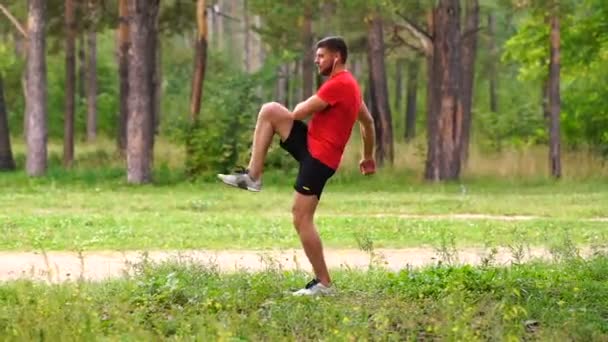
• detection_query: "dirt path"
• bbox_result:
[0,247,580,282]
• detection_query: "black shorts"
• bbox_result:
[280,120,335,199]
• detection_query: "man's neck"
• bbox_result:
[330,64,346,78]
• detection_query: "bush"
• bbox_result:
[184,71,259,180]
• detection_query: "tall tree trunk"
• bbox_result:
[86,30,97,142]
[394,58,404,113]
[0,76,16,170]
[367,62,382,159]
[459,0,479,164]
[117,0,130,154]
[548,11,561,178]
[153,36,162,135]
[487,13,498,113]
[291,60,301,105]
[367,12,394,166]
[190,0,208,123]
[301,6,314,100]
[425,0,462,181]
[78,34,86,98]
[243,0,251,72]
[405,59,418,141]
[425,8,439,179]
[63,0,76,168]
[26,0,48,176]
[276,64,289,107]
[127,0,160,184]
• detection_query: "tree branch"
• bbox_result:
[0,4,27,38]
[389,30,425,56]
[395,12,432,56]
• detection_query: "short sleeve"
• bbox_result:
[317,79,341,106]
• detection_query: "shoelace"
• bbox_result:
[304,278,320,289]
[232,166,249,174]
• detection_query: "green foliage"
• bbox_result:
[502,0,608,153]
[183,55,259,180]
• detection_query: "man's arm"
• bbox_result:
[357,101,375,161]
[291,95,328,120]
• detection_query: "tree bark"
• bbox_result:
[548,11,561,178]
[459,0,479,164]
[301,6,314,100]
[243,0,251,72]
[63,0,76,168]
[190,0,208,123]
[127,0,160,184]
[117,0,130,154]
[276,64,289,107]
[367,12,394,166]
[487,13,498,113]
[405,59,418,141]
[394,58,404,113]
[26,0,48,176]
[424,9,438,179]
[78,34,86,98]
[425,0,462,181]
[0,76,16,170]
[86,29,97,142]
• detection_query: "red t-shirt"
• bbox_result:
[308,70,362,170]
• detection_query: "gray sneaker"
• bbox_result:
[217,169,262,192]
[292,278,335,296]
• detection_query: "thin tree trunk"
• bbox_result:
[425,0,462,181]
[63,0,76,168]
[425,8,439,180]
[291,60,300,105]
[117,0,130,154]
[86,30,97,142]
[367,12,394,166]
[276,64,289,107]
[394,58,404,113]
[0,76,16,170]
[127,0,160,184]
[301,6,314,100]
[243,0,251,72]
[548,11,561,178]
[190,0,208,123]
[366,60,382,160]
[459,0,479,165]
[405,59,418,141]
[487,13,498,113]
[26,0,48,176]
[78,34,86,98]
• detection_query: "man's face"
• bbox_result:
[315,47,339,76]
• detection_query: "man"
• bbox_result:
[218,36,376,295]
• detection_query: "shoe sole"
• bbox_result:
[218,176,261,192]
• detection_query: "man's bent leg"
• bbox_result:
[247,102,293,180]
[292,192,331,286]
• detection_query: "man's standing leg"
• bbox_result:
[292,193,333,295]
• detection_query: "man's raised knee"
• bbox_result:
[260,102,283,116]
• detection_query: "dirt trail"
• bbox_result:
[0,247,578,282]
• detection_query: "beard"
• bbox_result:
[318,65,332,76]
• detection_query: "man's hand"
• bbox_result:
[359,158,376,175]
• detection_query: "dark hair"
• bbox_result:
[315,36,348,63]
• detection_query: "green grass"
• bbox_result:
[1,167,608,251]
[1,255,606,340]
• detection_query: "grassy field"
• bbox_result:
[0,255,606,340]
[1,170,608,251]
[1,140,608,340]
